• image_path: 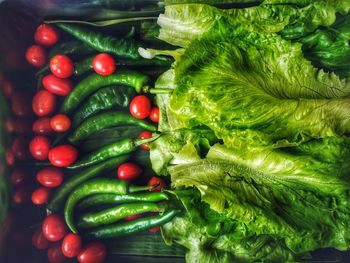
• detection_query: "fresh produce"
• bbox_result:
[47,243,66,263]
[117,162,142,180]
[149,106,159,123]
[42,214,67,242]
[50,55,74,78]
[77,242,106,263]
[35,24,60,47]
[36,167,64,188]
[147,176,166,192]
[61,233,82,258]
[25,45,48,67]
[42,75,73,96]
[32,90,56,117]
[50,114,71,133]
[29,136,51,160]
[11,168,33,186]
[138,131,153,150]
[32,226,50,250]
[92,53,116,76]
[31,187,51,205]
[33,117,54,135]
[48,144,78,167]
[129,95,151,119]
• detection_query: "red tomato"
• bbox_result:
[125,214,143,221]
[32,90,57,117]
[35,24,60,47]
[129,95,151,119]
[61,233,82,258]
[50,55,74,79]
[32,187,51,205]
[42,214,67,242]
[92,53,116,76]
[11,167,33,186]
[1,80,14,99]
[32,226,50,250]
[42,74,73,96]
[47,243,66,263]
[13,186,33,204]
[36,167,64,188]
[25,45,48,67]
[11,136,31,160]
[6,117,32,134]
[33,117,54,135]
[149,107,159,123]
[77,242,106,263]
[50,114,71,133]
[149,226,160,233]
[147,176,166,192]
[5,148,16,166]
[29,136,51,160]
[12,91,33,117]
[117,162,142,181]
[138,131,152,150]
[48,145,78,167]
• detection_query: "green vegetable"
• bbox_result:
[49,40,95,58]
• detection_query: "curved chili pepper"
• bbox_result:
[64,178,153,233]
[69,112,156,144]
[49,40,95,58]
[85,210,180,239]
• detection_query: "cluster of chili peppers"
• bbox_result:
[1,21,179,263]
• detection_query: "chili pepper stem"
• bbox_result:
[129,185,154,193]
[141,86,173,94]
[134,133,161,147]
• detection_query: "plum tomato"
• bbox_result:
[31,187,51,205]
[33,117,54,135]
[42,214,67,242]
[149,107,159,123]
[36,167,64,188]
[138,131,152,150]
[34,24,60,47]
[129,95,151,119]
[77,242,106,263]
[50,55,74,79]
[117,162,142,181]
[47,243,66,263]
[32,90,56,117]
[61,233,82,258]
[29,136,51,160]
[48,145,78,167]
[32,226,50,250]
[42,74,73,96]
[92,53,116,76]
[50,114,71,133]
[13,186,33,204]
[25,45,48,67]
[147,176,166,192]
[11,167,33,186]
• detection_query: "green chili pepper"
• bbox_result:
[78,202,163,228]
[69,112,156,144]
[78,192,169,210]
[61,71,150,114]
[49,40,95,58]
[47,155,129,212]
[68,135,159,169]
[85,210,180,239]
[64,178,153,233]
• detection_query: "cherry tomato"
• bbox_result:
[149,107,159,123]
[61,233,82,258]
[50,114,71,133]
[48,145,78,167]
[42,214,67,242]
[50,55,74,79]
[36,167,64,188]
[11,167,33,186]
[125,214,143,221]
[13,186,33,204]
[5,148,16,166]
[77,242,106,263]
[92,53,116,76]
[32,187,51,205]
[42,74,73,96]
[6,117,32,134]
[12,91,33,117]
[11,136,31,160]
[25,45,48,67]
[129,95,151,119]
[138,131,152,150]
[117,162,142,181]
[32,226,50,250]
[47,243,66,263]
[1,80,14,99]
[35,24,60,47]
[149,226,160,233]
[33,117,54,135]
[29,136,51,160]
[32,90,57,117]
[147,176,166,192]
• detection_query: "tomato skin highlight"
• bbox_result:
[42,214,67,242]
[129,95,151,119]
[29,136,51,160]
[47,243,66,263]
[32,226,50,250]
[35,24,60,47]
[11,167,33,186]
[77,242,107,263]
[50,55,74,79]
[25,45,48,67]
[147,176,166,192]
[92,53,116,76]
[149,107,160,123]
[36,167,64,188]
[117,162,143,181]
[31,187,51,205]
[42,74,73,96]
[48,144,78,167]
[138,131,152,150]
[33,117,54,135]
[50,114,71,133]
[61,233,82,258]
[32,90,57,117]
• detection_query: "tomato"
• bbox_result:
[42,214,67,242]
[77,242,106,263]
[32,187,51,205]
[50,55,74,79]
[6,117,32,134]
[29,136,51,160]
[117,162,143,181]
[33,117,54,135]
[50,114,71,133]
[25,45,48,67]
[5,148,16,166]
[149,226,160,233]
[125,214,143,221]
[47,243,66,263]
[48,145,78,167]
[147,176,166,192]
[129,95,151,119]
[12,91,33,117]
[42,74,73,96]
[11,167,33,186]
[32,90,57,117]
[35,24,60,47]
[36,167,64,188]
[92,53,116,76]
[61,233,82,258]
[138,131,152,150]
[11,136,31,160]
[1,80,14,99]
[13,186,33,204]
[32,226,50,250]
[149,107,160,123]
